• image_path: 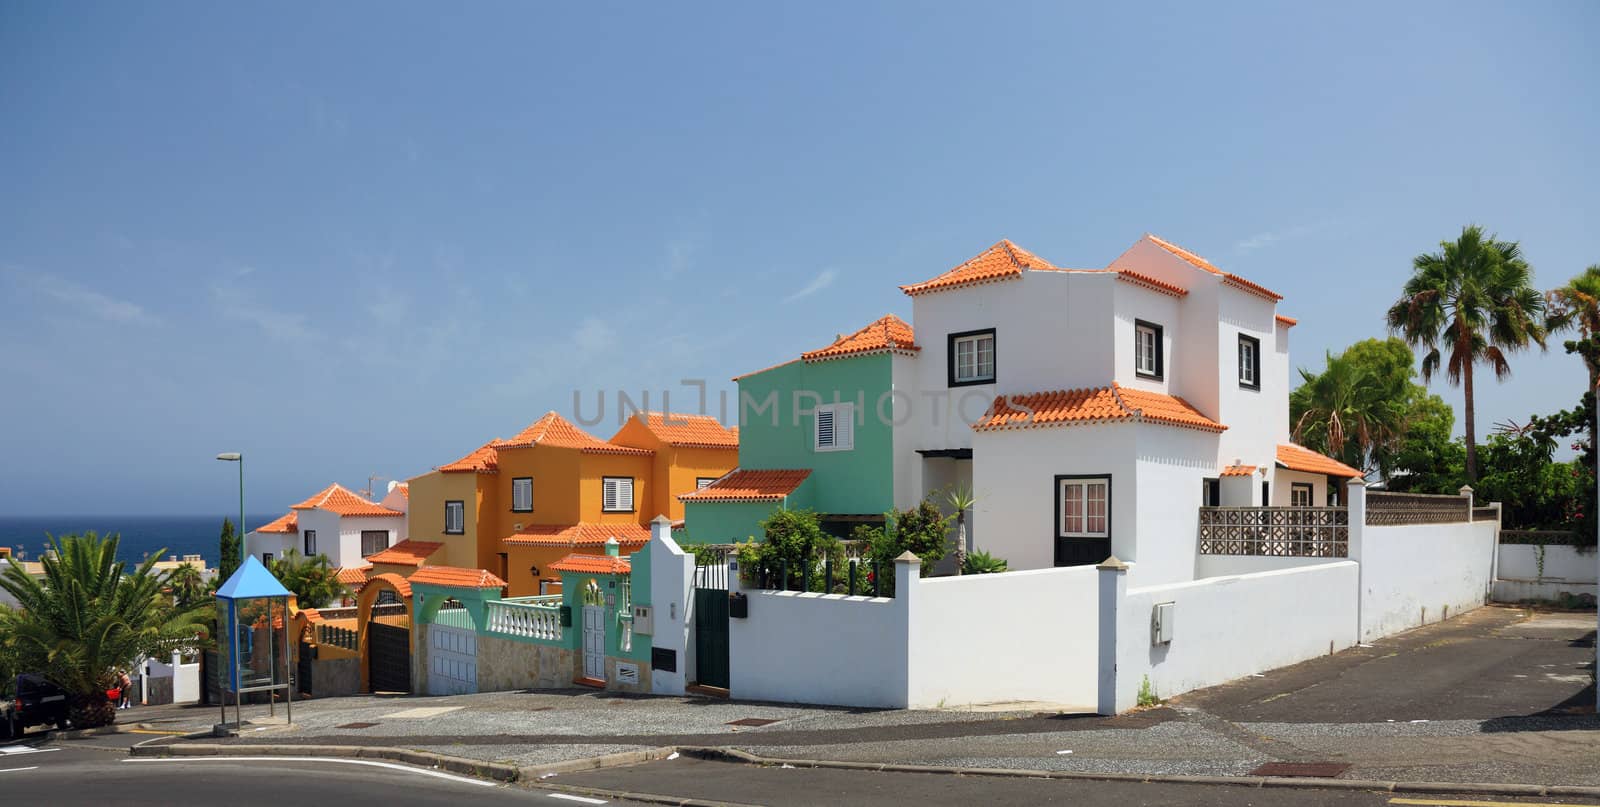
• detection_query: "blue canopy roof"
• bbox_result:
[215,555,291,600]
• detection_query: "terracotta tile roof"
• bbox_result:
[901,239,1059,296]
[801,314,920,363]
[729,426,739,441]
[1146,234,1283,301]
[503,522,651,547]
[614,412,739,449]
[300,608,325,625]
[365,539,444,566]
[973,383,1226,433]
[493,411,653,456]
[394,484,409,500]
[1221,464,1257,477]
[1275,314,1298,327]
[407,565,507,589]
[439,442,499,473]
[255,511,298,534]
[367,572,412,600]
[1277,442,1361,478]
[334,565,371,587]
[679,468,811,502]
[1116,269,1188,298]
[291,483,405,518]
[549,553,632,575]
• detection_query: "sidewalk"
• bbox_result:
[131,605,1598,787]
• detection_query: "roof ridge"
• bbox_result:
[1107,382,1137,419]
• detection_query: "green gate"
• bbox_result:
[692,550,730,689]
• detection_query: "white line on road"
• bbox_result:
[0,746,59,756]
[122,756,497,787]
[546,794,608,805]
[0,766,40,773]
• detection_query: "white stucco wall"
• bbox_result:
[1133,426,1220,585]
[890,353,922,511]
[1274,468,1330,507]
[1111,281,1183,397]
[907,564,1099,709]
[728,590,909,708]
[645,525,695,697]
[336,514,406,568]
[1356,520,1497,641]
[1196,553,1348,578]
[1492,544,1598,603]
[246,531,295,565]
[1114,561,1359,711]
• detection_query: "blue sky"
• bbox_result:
[1,2,1594,516]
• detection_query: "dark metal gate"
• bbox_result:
[693,550,730,690]
[296,640,314,696]
[368,622,411,693]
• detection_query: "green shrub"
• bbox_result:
[746,509,844,593]
[962,550,1008,575]
[1137,675,1160,707]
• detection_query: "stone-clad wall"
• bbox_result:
[476,636,574,692]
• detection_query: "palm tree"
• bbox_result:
[167,563,207,610]
[1290,346,1409,476]
[1547,264,1600,389]
[268,549,347,609]
[1386,225,1548,483]
[944,486,977,575]
[0,532,210,728]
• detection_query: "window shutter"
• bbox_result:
[836,404,853,449]
[816,408,835,448]
[603,479,617,511]
[619,479,633,511]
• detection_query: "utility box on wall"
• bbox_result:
[632,605,653,635]
[1151,601,1175,645]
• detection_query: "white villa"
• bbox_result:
[248,481,409,581]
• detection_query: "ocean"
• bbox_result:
[0,515,281,567]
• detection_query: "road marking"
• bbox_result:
[127,729,188,735]
[1391,798,1577,807]
[122,756,497,787]
[381,706,463,718]
[0,746,59,756]
[546,794,608,805]
[0,766,40,773]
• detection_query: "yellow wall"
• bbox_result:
[503,544,573,596]
[577,451,656,525]
[405,470,486,570]
[606,418,738,521]
[490,445,583,536]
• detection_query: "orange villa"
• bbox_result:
[406,411,737,596]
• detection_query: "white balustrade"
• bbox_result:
[485,600,563,642]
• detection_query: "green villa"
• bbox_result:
[679,314,921,543]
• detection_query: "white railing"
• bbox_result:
[502,594,563,606]
[1198,506,1350,557]
[485,599,563,642]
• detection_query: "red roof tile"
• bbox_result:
[365,539,445,566]
[1116,269,1188,298]
[493,412,653,455]
[801,314,920,362]
[679,468,811,502]
[973,384,1226,433]
[503,523,651,547]
[549,553,632,575]
[1220,464,1257,477]
[407,566,507,589]
[255,512,298,534]
[1146,235,1283,302]
[291,484,405,518]
[613,412,739,449]
[1277,443,1361,478]
[367,572,412,600]
[900,240,1060,296]
[334,565,371,587]
[439,442,499,473]
[1275,314,1298,327]
[393,484,409,500]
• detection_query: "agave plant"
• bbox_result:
[0,532,210,728]
[961,549,1008,575]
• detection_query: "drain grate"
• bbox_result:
[1249,762,1350,778]
[726,718,779,727]
[335,722,379,729]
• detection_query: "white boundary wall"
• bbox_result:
[729,589,909,708]
[1356,520,1496,641]
[645,518,696,697]
[1108,561,1358,712]
[1493,544,1598,602]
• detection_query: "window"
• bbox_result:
[361,530,390,555]
[602,477,635,512]
[1201,478,1220,507]
[1134,320,1164,379]
[696,477,718,490]
[303,530,317,556]
[948,329,996,386]
[262,552,274,565]
[512,477,533,512]
[1238,333,1261,389]
[1057,477,1111,538]
[444,500,465,534]
[813,402,855,451]
[1291,483,1314,507]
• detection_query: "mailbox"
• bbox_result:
[632,605,654,635]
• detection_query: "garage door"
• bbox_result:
[427,624,477,695]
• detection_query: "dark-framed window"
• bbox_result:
[512,477,533,512]
[361,530,390,555]
[1201,477,1220,507]
[444,500,465,534]
[602,476,635,513]
[1291,483,1314,507]
[1238,333,1261,390]
[947,328,996,387]
[262,552,274,565]
[1134,319,1164,380]
[303,529,317,556]
[1056,475,1111,538]
[1261,481,1271,506]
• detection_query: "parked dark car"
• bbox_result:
[3,674,70,738]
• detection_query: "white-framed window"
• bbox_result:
[1238,334,1260,389]
[512,477,533,512]
[602,477,635,512]
[303,529,317,556]
[696,477,718,490]
[361,529,390,555]
[1291,483,1313,507]
[1134,320,1162,378]
[813,402,855,451]
[949,329,996,385]
[1058,477,1110,538]
[445,500,465,534]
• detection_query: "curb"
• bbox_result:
[50,722,166,740]
[675,746,1600,799]
[128,742,521,782]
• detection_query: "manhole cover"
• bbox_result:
[726,718,779,727]
[336,722,379,729]
[1249,762,1350,778]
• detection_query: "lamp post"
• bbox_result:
[216,453,245,563]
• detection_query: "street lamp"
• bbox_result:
[216,453,245,564]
